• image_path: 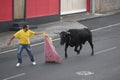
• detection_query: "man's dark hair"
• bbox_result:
[23,25,28,29]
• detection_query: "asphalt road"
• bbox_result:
[0,13,120,80]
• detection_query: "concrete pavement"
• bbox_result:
[0,11,119,52]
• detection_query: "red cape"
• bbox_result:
[44,37,62,63]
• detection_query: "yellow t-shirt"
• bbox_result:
[14,29,35,44]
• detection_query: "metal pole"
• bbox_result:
[92,0,95,14]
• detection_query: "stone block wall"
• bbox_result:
[95,0,120,12]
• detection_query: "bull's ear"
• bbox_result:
[54,32,60,34]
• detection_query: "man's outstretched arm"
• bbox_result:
[7,35,15,46]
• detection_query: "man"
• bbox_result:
[7,25,44,67]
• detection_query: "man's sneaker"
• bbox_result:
[32,61,36,65]
[16,63,20,67]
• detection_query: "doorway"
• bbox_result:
[14,0,25,20]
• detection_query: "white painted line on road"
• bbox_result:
[1,22,120,54]
[31,38,60,46]
[0,49,17,54]
[0,38,60,54]
[3,73,26,80]
[91,23,120,32]
[95,47,117,55]
[31,41,44,46]
[76,71,94,76]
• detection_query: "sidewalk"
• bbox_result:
[0,11,119,52]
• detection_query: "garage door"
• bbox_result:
[61,0,86,15]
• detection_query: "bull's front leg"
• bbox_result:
[65,44,68,59]
[77,44,82,55]
[74,45,79,55]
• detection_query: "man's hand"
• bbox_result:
[35,32,45,35]
[7,36,15,46]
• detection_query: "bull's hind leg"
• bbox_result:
[88,40,94,56]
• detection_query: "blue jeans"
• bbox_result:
[17,44,35,63]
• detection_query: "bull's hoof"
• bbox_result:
[77,51,80,55]
[65,57,67,59]
[65,56,68,59]
[77,53,79,55]
[91,53,94,56]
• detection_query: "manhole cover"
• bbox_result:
[76,71,94,76]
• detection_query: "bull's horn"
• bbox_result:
[67,32,70,34]
[54,32,60,34]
